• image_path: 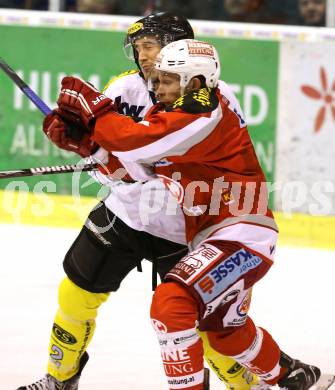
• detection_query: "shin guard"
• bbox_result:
[48,277,109,381]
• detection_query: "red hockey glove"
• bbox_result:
[57,76,114,127]
[43,110,98,157]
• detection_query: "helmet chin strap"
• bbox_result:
[147,77,154,91]
[181,79,195,96]
[179,75,190,96]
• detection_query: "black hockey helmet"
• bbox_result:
[123,12,194,61]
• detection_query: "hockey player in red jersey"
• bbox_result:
[16,13,266,390]
[42,39,321,390]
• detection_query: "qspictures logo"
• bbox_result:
[301,66,335,133]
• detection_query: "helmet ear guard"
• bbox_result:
[155,39,221,92]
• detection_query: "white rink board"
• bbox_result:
[276,41,335,215]
[0,223,334,389]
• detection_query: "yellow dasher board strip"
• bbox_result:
[0,190,334,250]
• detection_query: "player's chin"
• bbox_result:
[158,97,174,106]
[141,67,154,80]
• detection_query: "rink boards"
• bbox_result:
[0,189,334,250]
[0,10,334,249]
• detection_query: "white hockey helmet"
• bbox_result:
[154,39,221,89]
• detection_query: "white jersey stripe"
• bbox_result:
[113,104,223,163]
[200,222,278,261]
[191,215,278,250]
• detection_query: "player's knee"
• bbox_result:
[58,277,110,322]
[207,317,256,356]
[150,281,198,332]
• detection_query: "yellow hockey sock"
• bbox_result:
[48,277,109,381]
[199,330,260,389]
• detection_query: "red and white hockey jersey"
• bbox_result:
[92,85,278,261]
[91,70,187,244]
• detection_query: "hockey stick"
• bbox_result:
[204,367,210,390]
[0,58,99,179]
[0,57,52,115]
[0,57,83,139]
[0,163,98,179]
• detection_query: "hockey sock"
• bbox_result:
[207,318,283,383]
[48,277,109,381]
[151,281,205,390]
[199,330,260,389]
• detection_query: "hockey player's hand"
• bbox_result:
[43,110,98,157]
[57,76,114,127]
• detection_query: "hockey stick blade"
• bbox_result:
[0,163,98,179]
[0,57,52,115]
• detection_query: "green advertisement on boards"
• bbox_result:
[0,24,279,203]
[208,36,278,183]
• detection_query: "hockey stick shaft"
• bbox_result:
[0,57,52,115]
[0,59,100,179]
[204,368,210,390]
[0,163,98,179]
[0,57,86,141]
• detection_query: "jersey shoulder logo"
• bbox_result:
[103,69,139,92]
[168,87,219,114]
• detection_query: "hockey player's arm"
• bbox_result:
[92,108,216,164]
[55,76,221,165]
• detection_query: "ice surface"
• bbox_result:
[0,223,334,389]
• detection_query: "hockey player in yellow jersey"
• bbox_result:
[17,12,264,390]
